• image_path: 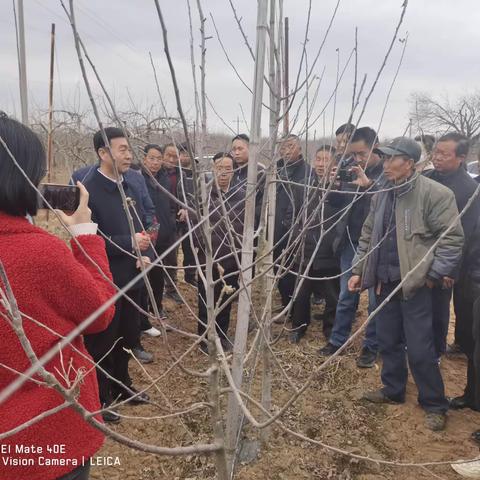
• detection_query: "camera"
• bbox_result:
[336,157,358,183]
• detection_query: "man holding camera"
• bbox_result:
[319,127,383,368]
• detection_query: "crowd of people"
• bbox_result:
[1,112,480,479]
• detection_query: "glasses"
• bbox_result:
[146,156,162,162]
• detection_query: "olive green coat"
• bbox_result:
[352,174,464,299]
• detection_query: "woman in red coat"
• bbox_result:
[0,114,115,480]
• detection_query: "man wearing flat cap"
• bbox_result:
[348,137,464,431]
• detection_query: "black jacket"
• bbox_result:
[177,167,194,202]
[71,165,156,227]
[466,218,480,284]
[425,167,480,276]
[274,156,314,245]
[329,160,384,252]
[177,167,195,234]
[424,167,480,245]
[194,185,246,270]
[159,166,180,222]
[230,162,265,230]
[84,169,153,289]
[294,178,341,272]
[142,169,177,248]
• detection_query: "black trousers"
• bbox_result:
[376,282,448,413]
[157,241,177,291]
[138,255,166,335]
[459,282,480,409]
[148,262,165,313]
[274,242,296,309]
[454,278,471,349]
[139,287,152,332]
[156,245,172,294]
[84,290,141,405]
[179,227,197,282]
[292,267,339,336]
[57,464,90,480]
[431,286,452,357]
[198,263,239,341]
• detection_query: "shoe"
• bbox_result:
[451,457,480,476]
[165,290,183,304]
[312,293,325,306]
[362,389,401,405]
[101,404,121,424]
[425,412,446,431]
[116,386,150,405]
[289,331,305,344]
[143,327,161,337]
[356,347,377,368]
[448,395,472,410]
[132,347,154,364]
[318,342,340,356]
[446,342,463,355]
[185,277,198,288]
[220,337,233,352]
[471,430,480,444]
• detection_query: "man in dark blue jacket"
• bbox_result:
[82,127,153,423]
[71,153,158,362]
[71,162,155,227]
[319,127,383,368]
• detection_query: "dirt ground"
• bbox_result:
[77,275,480,480]
[38,208,478,479]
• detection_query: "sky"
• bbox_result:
[1,0,480,142]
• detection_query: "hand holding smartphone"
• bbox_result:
[38,183,80,212]
[41,182,92,227]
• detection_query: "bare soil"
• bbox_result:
[81,278,480,480]
[38,209,479,479]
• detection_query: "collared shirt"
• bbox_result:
[96,168,123,184]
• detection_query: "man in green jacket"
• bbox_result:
[349,137,464,431]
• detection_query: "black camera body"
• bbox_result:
[336,157,358,183]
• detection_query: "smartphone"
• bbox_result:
[38,184,80,212]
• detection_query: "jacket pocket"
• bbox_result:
[403,207,428,240]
